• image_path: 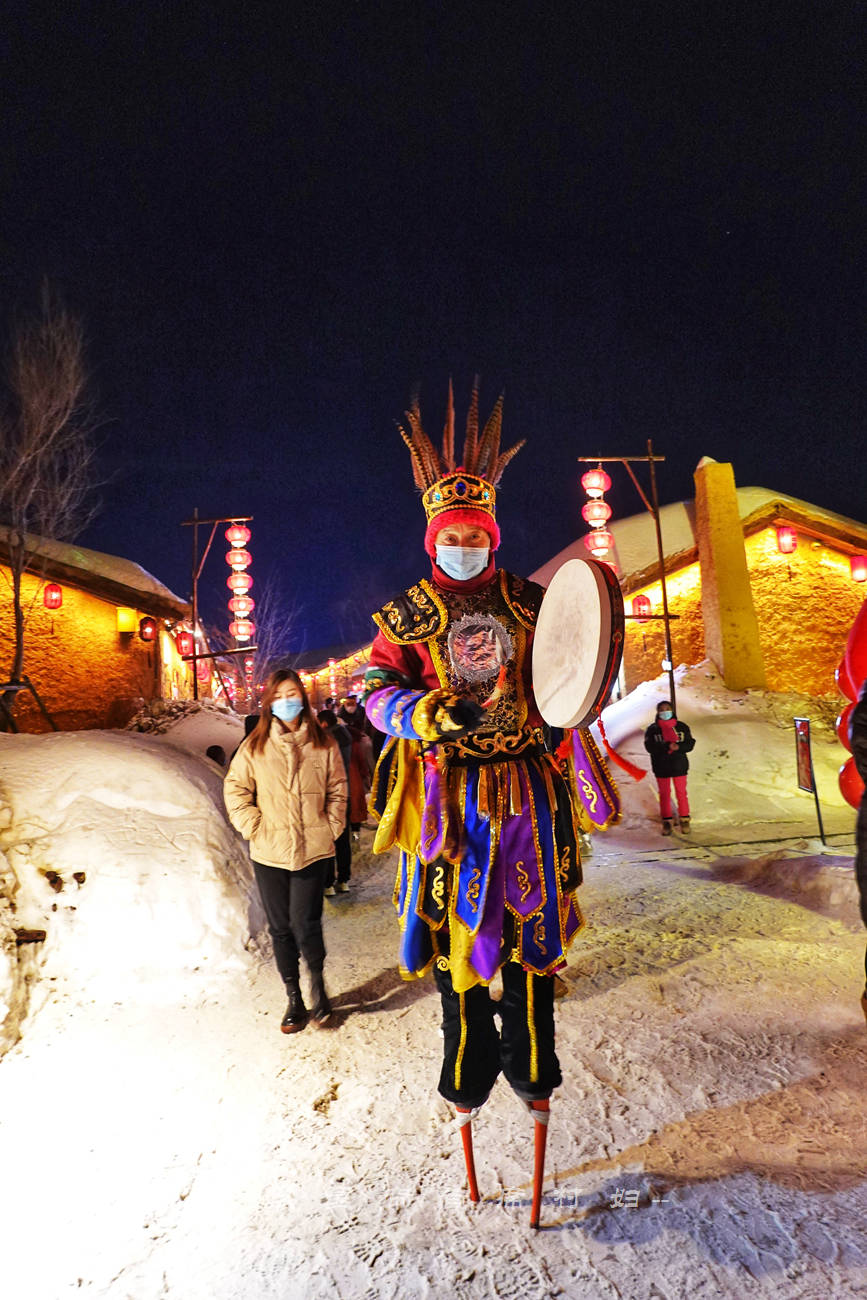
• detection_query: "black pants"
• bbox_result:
[325,824,352,887]
[434,961,561,1107]
[253,858,330,988]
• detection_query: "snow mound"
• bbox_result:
[0,731,259,1039]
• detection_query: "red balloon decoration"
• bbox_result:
[844,599,867,697]
[835,703,855,752]
[835,655,858,702]
[838,756,865,811]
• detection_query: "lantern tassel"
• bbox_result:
[595,715,648,781]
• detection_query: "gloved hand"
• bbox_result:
[411,690,486,742]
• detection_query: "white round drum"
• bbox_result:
[532,557,624,729]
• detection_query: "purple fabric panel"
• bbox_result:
[501,767,544,918]
[419,758,446,863]
[570,729,618,827]
[469,839,506,982]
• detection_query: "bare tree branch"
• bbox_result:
[0,284,100,719]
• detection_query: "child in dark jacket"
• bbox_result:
[643,700,696,835]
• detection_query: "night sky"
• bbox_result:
[3,4,864,652]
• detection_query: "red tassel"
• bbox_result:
[596,715,648,782]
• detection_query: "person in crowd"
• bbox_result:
[849,679,867,1024]
[224,670,347,1032]
[317,708,353,895]
[338,695,375,835]
[337,693,370,736]
[643,699,696,834]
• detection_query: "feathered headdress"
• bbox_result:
[397,379,525,556]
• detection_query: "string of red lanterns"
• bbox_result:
[580,465,615,560]
[226,521,255,642]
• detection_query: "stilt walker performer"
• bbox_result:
[363,382,620,1227]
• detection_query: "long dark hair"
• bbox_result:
[247,669,331,755]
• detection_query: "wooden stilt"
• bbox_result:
[455,1107,480,1202]
[529,1098,550,1229]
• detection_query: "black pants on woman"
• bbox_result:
[253,858,331,987]
[434,961,561,1108]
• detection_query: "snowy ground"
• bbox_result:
[1,666,866,1299]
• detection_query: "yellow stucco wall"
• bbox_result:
[0,567,193,731]
[745,528,864,696]
[623,563,706,691]
[622,528,865,697]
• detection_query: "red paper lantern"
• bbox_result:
[839,756,865,810]
[581,467,611,498]
[581,500,612,527]
[228,595,255,615]
[229,619,255,641]
[43,582,63,609]
[225,549,252,570]
[225,524,251,547]
[176,630,194,658]
[835,703,855,752]
[244,655,255,677]
[583,529,614,558]
[632,594,651,622]
[844,599,867,696]
[139,616,157,642]
[850,555,867,583]
[775,525,797,554]
[227,571,253,593]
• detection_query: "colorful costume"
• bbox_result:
[364,386,620,1144]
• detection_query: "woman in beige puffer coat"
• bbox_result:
[224,669,347,1033]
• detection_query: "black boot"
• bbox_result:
[309,969,332,1026]
[281,980,308,1034]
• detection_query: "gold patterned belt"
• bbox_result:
[439,726,547,766]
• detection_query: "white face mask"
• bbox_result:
[435,545,490,581]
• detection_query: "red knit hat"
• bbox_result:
[423,504,500,556]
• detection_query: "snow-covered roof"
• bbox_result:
[0,527,189,618]
[531,477,867,592]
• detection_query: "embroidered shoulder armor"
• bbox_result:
[500,571,545,629]
[372,579,449,644]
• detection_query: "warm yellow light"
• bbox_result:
[116,607,137,633]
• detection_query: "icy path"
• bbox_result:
[2,831,866,1300]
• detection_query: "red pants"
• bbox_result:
[657,774,690,819]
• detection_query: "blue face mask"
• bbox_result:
[658,710,673,721]
[435,545,490,582]
[272,697,304,722]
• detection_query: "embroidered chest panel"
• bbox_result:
[429,580,530,734]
